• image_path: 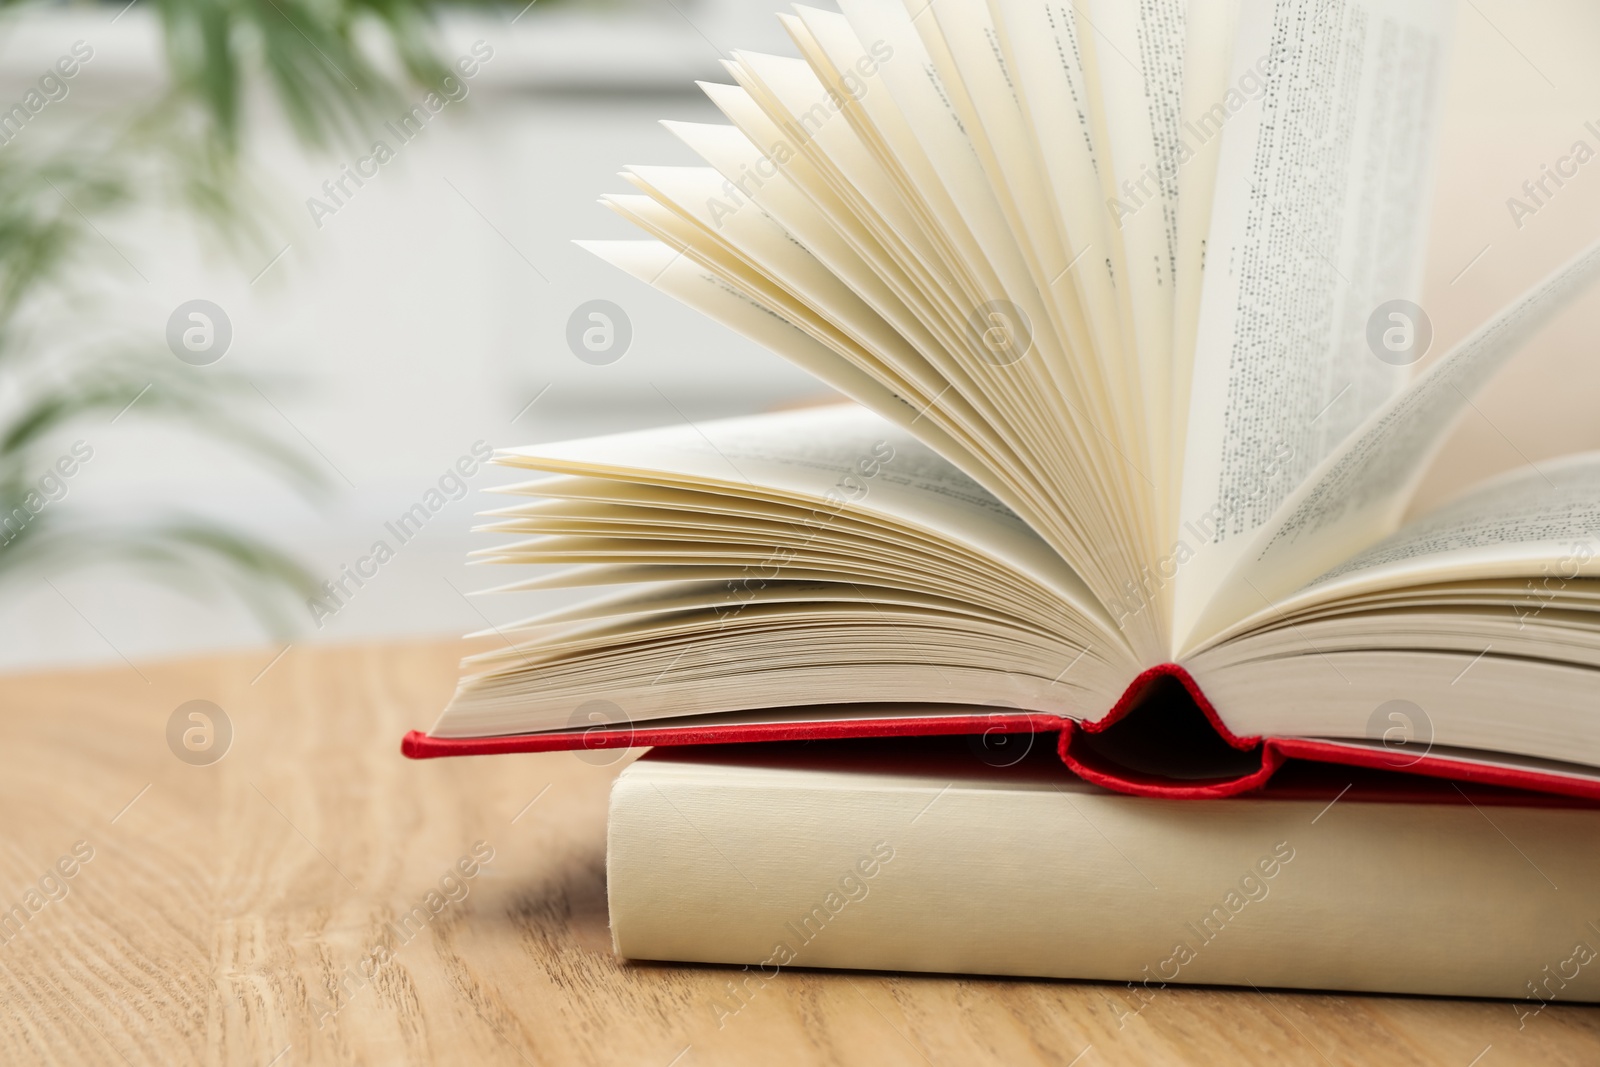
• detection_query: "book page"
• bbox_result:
[497,402,1112,631]
[1173,0,1453,646]
[1080,0,1187,495]
[715,8,1169,656]
[833,0,1056,335]
[703,54,1062,482]
[1201,454,1600,646]
[1185,239,1600,650]
[1305,455,1600,590]
[989,0,1128,425]
[578,240,1001,490]
[606,175,939,398]
[783,9,975,297]
[658,116,1071,521]
[919,0,1120,445]
[707,55,940,295]
[1169,0,1242,493]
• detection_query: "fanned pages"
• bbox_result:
[411,0,1600,804]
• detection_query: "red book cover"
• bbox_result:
[402,663,1600,803]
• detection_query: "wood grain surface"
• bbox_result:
[0,638,1596,1066]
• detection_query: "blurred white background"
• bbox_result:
[0,0,1596,673]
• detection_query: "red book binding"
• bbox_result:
[402,663,1600,803]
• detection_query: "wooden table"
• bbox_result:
[2,638,1596,1066]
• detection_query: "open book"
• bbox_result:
[406,0,1600,800]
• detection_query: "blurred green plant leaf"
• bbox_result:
[2,516,324,635]
[0,0,507,635]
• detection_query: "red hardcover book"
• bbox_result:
[404,2,1600,806]
[405,661,1600,803]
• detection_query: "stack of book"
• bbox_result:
[406,0,1600,1001]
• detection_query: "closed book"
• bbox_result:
[607,739,1600,1008]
